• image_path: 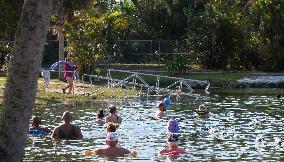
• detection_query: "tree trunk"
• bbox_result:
[0,0,58,161]
[58,25,65,81]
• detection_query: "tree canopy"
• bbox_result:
[0,0,283,73]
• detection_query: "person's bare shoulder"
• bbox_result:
[74,125,83,138]
[51,126,60,138]
[119,147,131,154]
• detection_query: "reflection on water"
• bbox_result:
[25,90,284,161]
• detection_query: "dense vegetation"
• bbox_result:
[0,0,283,74]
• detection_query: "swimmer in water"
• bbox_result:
[167,118,179,133]
[29,116,51,133]
[195,104,209,117]
[82,132,133,157]
[105,106,122,125]
[160,134,186,156]
[155,102,166,118]
[164,95,172,109]
[96,109,105,125]
[52,111,83,139]
[106,122,117,133]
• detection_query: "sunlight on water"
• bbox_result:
[24,91,284,161]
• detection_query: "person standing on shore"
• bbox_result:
[62,57,74,94]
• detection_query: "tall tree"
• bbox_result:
[0,0,58,161]
[130,0,196,39]
[56,0,91,80]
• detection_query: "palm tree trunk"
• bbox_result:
[0,0,58,161]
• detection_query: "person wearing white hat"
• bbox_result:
[83,132,131,157]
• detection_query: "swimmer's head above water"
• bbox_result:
[167,134,179,147]
[109,106,117,114]
[157,102,166,112]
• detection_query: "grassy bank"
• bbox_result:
[0,77,137,107]
[96,64,268,87]
[97,69,258,87]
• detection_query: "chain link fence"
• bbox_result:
[1,39,192,68]
[108,40,191,64]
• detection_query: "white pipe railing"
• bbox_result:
[80,69,203,95]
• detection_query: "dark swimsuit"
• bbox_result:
[58,125,77,139]
[114,115,119,123]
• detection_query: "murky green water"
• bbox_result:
[25,89,284,161]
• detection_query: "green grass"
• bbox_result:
[98,63,164,71]
[182,72,254,85]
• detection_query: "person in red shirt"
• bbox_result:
[160,134,186,156]
[62,57,74,94]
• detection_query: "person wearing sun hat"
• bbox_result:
[160,134,186,155]
[167,118,179,133]
[85,132,131,156]
[195,104,209,116]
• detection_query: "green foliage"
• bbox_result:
[184,0,283,71]
[165,55,189,75]
[0,43,12,70]
[0,0,23,39]
[248,0,284,71]
[65,2,132,73]
[1,0,282,72]
[130,0,193,39]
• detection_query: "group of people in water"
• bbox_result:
[30,92,283,159]
[29,94,199,158]
[29,105,133,157]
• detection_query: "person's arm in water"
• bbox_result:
[82,149,100,156]
[94,148,105,155]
